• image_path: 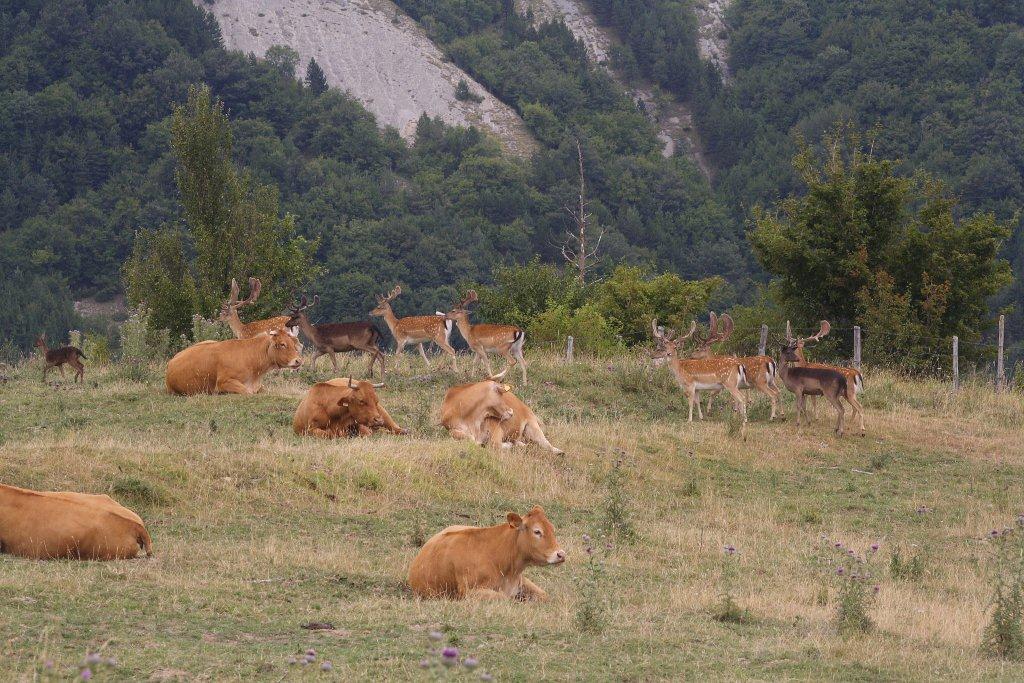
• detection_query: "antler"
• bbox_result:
[290,293,319,315]
[803,320,830,344]
[234,277,261,308]
[377,285,402,304]
[227,278,240,306]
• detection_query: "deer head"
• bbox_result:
[446,289,479,320]
[784,320,830,356]
[650,318,696,366]
[370,286,402,317]
[688,312,734,359]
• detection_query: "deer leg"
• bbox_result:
[727,384,747,423]
[58,364,65,378]
[417,343,432,368]
[704,390,720,416]
[478,349,496,377]
[847,392,866,436]
[824,392,845,436]
[795,391,806,426]
[514,346,527,384]
[437,338,458,371]
[767,381,782,419]
[42,364,48,382]
[329,351,339,373]
[74,360,84,383]
[686,385,697,422]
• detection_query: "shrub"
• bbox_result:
[889,545,926,581]
[119,306,171,363]
[982,522,1024,660]
[576,534,610,633]
[826,539,881,635]
[191,314,231,342]
[714,545,749,623]
[83,332,112,365]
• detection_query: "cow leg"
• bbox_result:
[466,587,507,601]
[518,577,549,602]
[377,405,407,434]
[215,378,253,395]
[524,423,563,454]
[356,424,374,437]
[417,343,432,369]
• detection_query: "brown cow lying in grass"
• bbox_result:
[293,378,406,437]
[441,374,562,452]
[0,484,152,560]
[166,330,302,395]
[408,506,565,600]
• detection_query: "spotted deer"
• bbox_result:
[445,290,527,384]
[650,318,747,425]
[780,321,865,436]
[219,277,294,339]
[694,312,783,420]
[370,286,457,370]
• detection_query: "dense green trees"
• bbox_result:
[751,130,1012,368]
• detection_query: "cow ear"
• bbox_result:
[529,505,544,516]
[506,512,523,528]
[494,383,508,394]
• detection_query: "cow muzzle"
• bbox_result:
[287,358,303,369]
[548,549,566,565]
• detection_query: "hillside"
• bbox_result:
[2,353,1023,679]
[201,0,537,155]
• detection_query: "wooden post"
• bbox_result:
[952,335,959,392]
[566,335,574,363]
[853,326,862,370]
[785,320,792,341]
[996,314,1005,392]
[758,324,768,356]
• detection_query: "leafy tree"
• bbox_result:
[264,45,299,79]
[305,58,328,95]
[750,128,1012,367]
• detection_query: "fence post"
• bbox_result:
[853,326,862,370]
[785,320,792,341]
[996,314,1005,392]
[952,336,959,392]
[758,324,768,356]
[566,335,574,363]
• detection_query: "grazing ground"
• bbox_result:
[1,351,1023,681]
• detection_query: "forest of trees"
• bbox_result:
[0,0,1020,369]
[584,0,1024,357]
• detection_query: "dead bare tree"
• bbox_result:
[562,138,604,285]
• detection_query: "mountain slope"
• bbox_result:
[200,0,536,156]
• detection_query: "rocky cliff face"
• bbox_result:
[198,0,536,156]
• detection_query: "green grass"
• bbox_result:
[1,351,1023,681]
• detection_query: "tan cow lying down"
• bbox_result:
[441,375,562,453]
[293,378,406,437]
[166,330,302,395]
[0,484,152,560]
[408,506,565,600]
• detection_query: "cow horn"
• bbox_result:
[372,382,385,389]
[348,377,355,388]
[488,369,509,381]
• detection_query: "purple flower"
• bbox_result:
[586,546,593,556]
[836,567,844,575]
[85,654,102,666]
[873,585,880,594]
[306,648,316,657]
[287,657,298,666]
[428,631,444,642]
[464,657,479,670]
[723,545,736,555]
[321,662,333,672]
[480,674,495,682]
[991,529,1000,537]
[106,658,117,667]
[834,542,843,549]
[847,549,855,556]
[582,534,591,543]
[80,669,92,681]
[299,658,310,666]
[441,647,459,667]
[870,544,879,552]
[43,660,54,670]
[419,659,431,669]
[1017,514,1024,527]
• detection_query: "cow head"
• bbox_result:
[482,381,515,422]
[267,329,303,369]
[507,506,565,567]
[335,378,387,428]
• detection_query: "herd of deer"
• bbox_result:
[651,313,865,436]
[34,276,865,436]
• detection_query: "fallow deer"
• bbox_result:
[445,290,528,384]
[779,322,865,436]
[219,277,295,339]
[650,318,747,424]
[34,334,86,383]
[790,320,864,395]
[694,312,783,420]
[287,295,386,380]
[370,286,457,370]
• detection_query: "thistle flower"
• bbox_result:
[991,529,1000,538]
[870,543,879,552]
[428,631,444,642]
[723,545,736,555]
[873,585,880,594]
[464,657,479,670]
[306,648,317,657]
[441,647,459,667]
[85,654,102,666]
[419,659,431,669]
[80,669,92,681]
[480,674,495,682]
[106,658,117,667]
[582,534,591,543]
[287,657,298,666]
[43,660,54,670]
[321,662,333,672]
[834,542,843,549]
[836,567,844,575]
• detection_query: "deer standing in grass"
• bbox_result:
[445,290,527,384]
[650,318,747,425]
[694,312,783,420]
[790,320,864,397]
[779,321,865,436]
[34,334,86,383]
[219,277,295,339]
[287,294,386,380]
[370,286,457,370]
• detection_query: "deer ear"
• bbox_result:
[506,512,523,528]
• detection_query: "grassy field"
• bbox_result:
[1,350,1023,681]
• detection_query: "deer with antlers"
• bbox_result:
[650,318,747,425]
[779,321,865,436]
[788,320,864,397]
[692,312,783,420]
[370,286,457,370]
[445,290,528,384]
[287,294,386,380]
[219,277,295,339]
